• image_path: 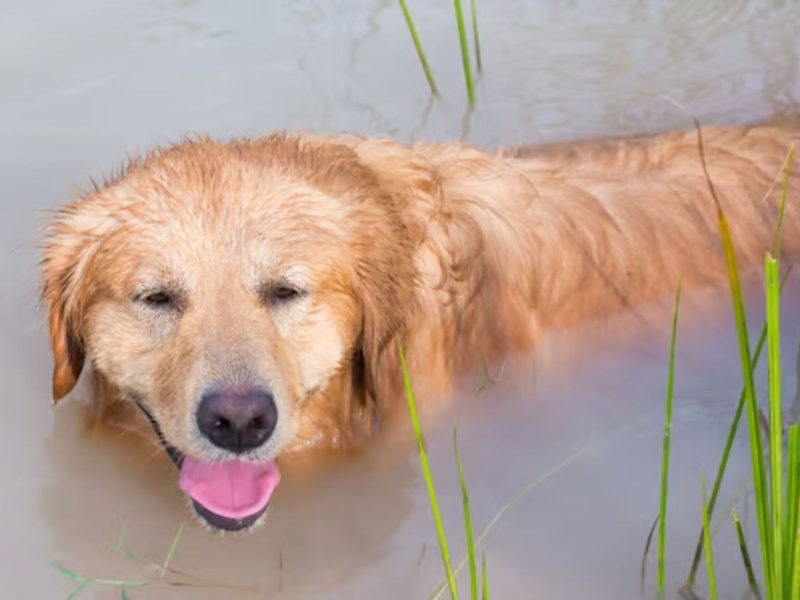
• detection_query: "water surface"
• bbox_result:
[2,0,800,597]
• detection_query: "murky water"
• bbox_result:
[2,0,800,597]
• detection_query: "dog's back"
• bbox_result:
[500,122,799,326]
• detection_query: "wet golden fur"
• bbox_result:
[42,122,799,458]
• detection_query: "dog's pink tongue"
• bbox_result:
[179,458,280,519]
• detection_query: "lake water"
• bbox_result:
[2,0,799,598]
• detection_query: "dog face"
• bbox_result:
[41,135,416,531]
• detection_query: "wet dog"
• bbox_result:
[41,122,799,531]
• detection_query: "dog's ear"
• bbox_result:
[47,294,85,401]
[41,221,94,402]
[352,218,417,415]
[326,141,427,422]
[359,277,404,402]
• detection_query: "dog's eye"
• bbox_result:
[259,280,306,307]
[140,291,174,308]
[271,285,301,303]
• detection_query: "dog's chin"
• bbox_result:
[190,497,269,533]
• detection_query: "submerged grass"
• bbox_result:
[52,561,146,600]
[53,521,186,598]
[53,521,262,598]
[657,281,682,594]
[160,522,185,578]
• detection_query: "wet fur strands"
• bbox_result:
[41,122,800,456]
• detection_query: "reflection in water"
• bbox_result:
[2,0,800,597]
[40,403,416,598]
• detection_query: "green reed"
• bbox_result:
[398,0,439,96]
[453,0,476,106]
[657,281,682,593]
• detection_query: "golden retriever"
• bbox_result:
[41,122,799,531]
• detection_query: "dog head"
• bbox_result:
[41,134,417,531]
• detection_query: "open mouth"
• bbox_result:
[137,402,281,532]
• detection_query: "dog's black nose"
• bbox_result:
[196,388,277,453]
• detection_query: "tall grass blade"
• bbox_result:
[454,429,478,600]
[701,477,718,600]
[686,140,795,587]
[733,509,761,598]
[481,553,489,600]
[787,424,800,595]
[694,119,772,598]
[765,254,784,598]
[399,344,458,600]
[398,0,439,96]
[657,282,682,594]
[452,0,476,106]
[469,0,482,74]
[791,532,800,599]
[686,267,792,586]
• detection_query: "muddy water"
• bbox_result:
[2,0,800,598]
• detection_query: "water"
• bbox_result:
[2,0,799,597]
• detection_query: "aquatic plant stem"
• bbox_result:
[657,282,682,593]
[469,0,482,74]
[398,0,439,96]
[399,344,458,599]
[453,0,475,106]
